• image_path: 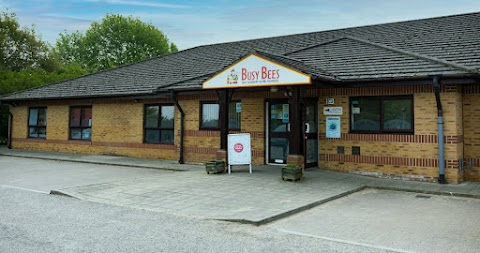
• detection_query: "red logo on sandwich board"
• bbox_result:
[234,143,244,153]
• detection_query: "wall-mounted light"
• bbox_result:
[284,87,292,98]
[270,86,279,93]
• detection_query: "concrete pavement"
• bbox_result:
[273,189,480,253]
[1,148,480,226]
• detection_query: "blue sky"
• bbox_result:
[2,0,480,50]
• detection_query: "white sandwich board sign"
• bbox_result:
[227,133,252,174]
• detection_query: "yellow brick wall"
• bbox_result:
[48,105,69,140]
[317,88,464,183]
[463,93,480,181]
[11,100,177,160]
[178,95,265,164]
[92,102,143,143]
[9,84,472,183]
[11,106,28,139]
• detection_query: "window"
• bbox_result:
[70,106,92,140]
[200,101,241,130]
[200,102,219,129]
[144,104,174,144]
[28,107,47,138]
[350,96,413,133]
[229,102,241,130]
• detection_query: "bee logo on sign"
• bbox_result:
[227,69,239,85]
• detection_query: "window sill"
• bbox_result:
[349,131,414,135]
[143,142,175,145]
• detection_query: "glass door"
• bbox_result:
[303,102,318,168]
[268,101,289,164]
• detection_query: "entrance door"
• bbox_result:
[303,101,318,168]
[268,100,289,164]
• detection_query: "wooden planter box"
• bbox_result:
[281,166,303,181]
[206,160,225,174]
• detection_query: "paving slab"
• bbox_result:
[55,166,366,225]
[1,148,480,225]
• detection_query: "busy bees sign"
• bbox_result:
[202,53,311,89]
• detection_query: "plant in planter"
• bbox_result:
[281,164,303,181]
[206,160,225,174]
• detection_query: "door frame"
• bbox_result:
[302,99,319,168]
[265,98,319,167]
[265,99,289,165]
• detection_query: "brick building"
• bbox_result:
[1,13,480,184]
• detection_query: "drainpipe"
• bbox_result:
[433,75,446,184]
[171,91,185,164]
[7,110,13,149]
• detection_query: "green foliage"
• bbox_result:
[284,164,301,169]
[0,11,177,140]
[0,64,88,95]
[0,11,58,71]
[55,14,177,72]
[0,63,88,140]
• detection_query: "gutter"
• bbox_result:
[8,111,12,149]
[170,91,185,164]
[433,75,446,184]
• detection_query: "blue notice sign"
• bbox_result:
[326,116,341,138]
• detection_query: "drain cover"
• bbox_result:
[415,194,431,199]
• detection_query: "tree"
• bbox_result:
[0,10,88,143]
[56,14,178,72]
[0,11,58,71]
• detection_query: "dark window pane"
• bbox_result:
[161,106,174,128]
[29,109,38,126]
[383,99,412,130]
[82,108,92,127]
[37,127,46,138]
[37,108,47,126]
[70,128,82,140]
[82,128,92,140]
[202,103,219,128]
[270,137,289,163]
[70,108,81,127]
[145,106,159,128]
[145,130,160,143]
[160,130,174,144]
[352,98,380,131]
[29,127,39,138]
[229,102,241,130]
[270,104,288,133]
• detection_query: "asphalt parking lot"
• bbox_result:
[1,151,480,253]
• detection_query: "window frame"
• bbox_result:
[69,106,93,141]
[143,103,175,145]
[199,101,220,130]
[199,101,241,131]
[28,107,47,139]
[349,95,414,134]
[228,100,241,131]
